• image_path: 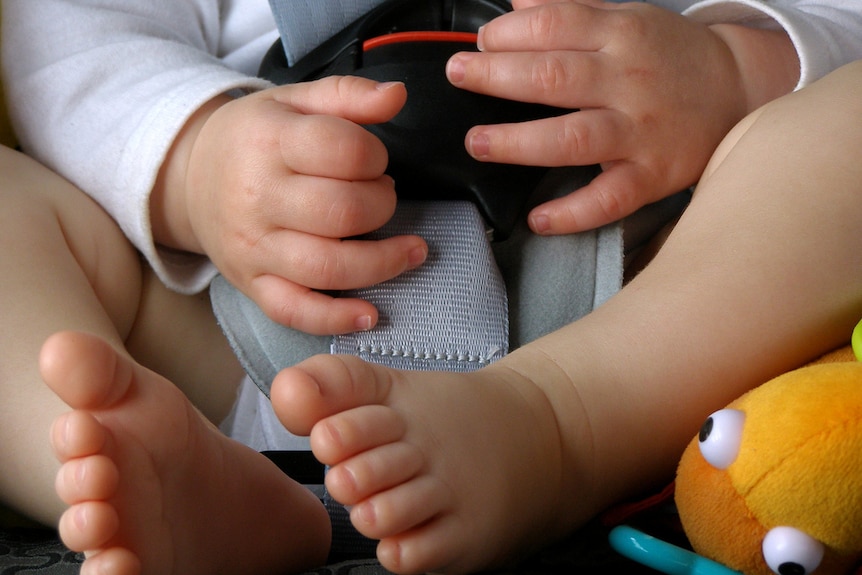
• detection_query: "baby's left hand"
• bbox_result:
[446,0,753,234]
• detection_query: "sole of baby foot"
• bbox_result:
[42,331,331,575]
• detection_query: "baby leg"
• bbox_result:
[0,146,146,524]
[0,147,330,574]
[273,60,862,575]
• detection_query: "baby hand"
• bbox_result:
[167,77,427,335]
[447,0,755,234]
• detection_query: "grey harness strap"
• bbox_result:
[269,0,386,66]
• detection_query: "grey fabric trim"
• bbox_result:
[211,275,330,397]
[493,166,621,348]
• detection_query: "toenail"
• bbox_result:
[354,501,376,527]
[334,464,358,495]
[75,461,87,487]
[53,414,71,449]
[320,419,344,450]
[74,506,88,531]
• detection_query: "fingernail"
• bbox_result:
[468,132,490,158]
[376,81,403,92]
[477,26,485,51]
[530,213,552,234]
[446,55,466,84]
[407,246,427,268]
[355,315,373,331]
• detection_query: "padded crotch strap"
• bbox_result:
[332,201,508,370]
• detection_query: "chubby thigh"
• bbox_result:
[0,147,241,523]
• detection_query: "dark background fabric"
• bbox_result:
[0,512,678,575]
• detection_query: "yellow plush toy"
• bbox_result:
[610,336,862,575]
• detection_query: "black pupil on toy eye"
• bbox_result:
[778,562,806,575]
[698,417,714,442]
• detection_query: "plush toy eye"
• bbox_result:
[762,526,825,575]
[697,408,745,469]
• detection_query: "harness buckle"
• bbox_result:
[259,0,570,240]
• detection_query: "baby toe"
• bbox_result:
[351,475,448,540]
[58,501,119,553]
[55,454,119,505]
[325,440,423,504]
[50,410,108,461]
[80,547,142,575]
[310,404,405,463]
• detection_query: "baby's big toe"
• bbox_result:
[272,354,395,434]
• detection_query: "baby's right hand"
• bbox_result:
[163,77,428,335]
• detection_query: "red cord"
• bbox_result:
[363,31,478,51]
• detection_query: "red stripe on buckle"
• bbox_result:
[363,31,479,51]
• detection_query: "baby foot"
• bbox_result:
[41,331,330,575]
[271,353,591,575]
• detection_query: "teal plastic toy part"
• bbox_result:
[608,525,743,575]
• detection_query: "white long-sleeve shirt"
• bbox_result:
[3,0,862,293]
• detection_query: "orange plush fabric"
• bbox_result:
[675,358,862,575]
